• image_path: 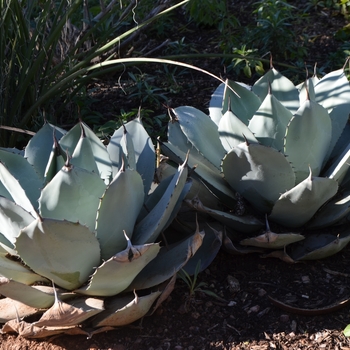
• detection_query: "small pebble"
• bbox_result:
[227,275,240,294]
[280,314,289,323]
[247,305,260,314]
[258,288,267,296]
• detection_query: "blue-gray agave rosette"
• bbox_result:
[162,65,350,262]
[0,118,206,338]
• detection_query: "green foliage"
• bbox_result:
[185,0,240,58]
[251,0,307,59]
[186,0,228,27]
[96,108,167,141]
[229,46,265,78]
[344,324,350,337]
[304,0,350,16]
[0,0,188,147]
[128,70,168,107]
[177,260,223,311]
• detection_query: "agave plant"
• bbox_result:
[162,62,350,262]
[0,117,212,338]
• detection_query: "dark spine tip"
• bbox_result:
[168,108,179,122]
[269,54,273,69]
[121,155,126,172]
[305,79,310,101]
[242,134,249,146]
[80,123,86,139]
[64,150,72,169]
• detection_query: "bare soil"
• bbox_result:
[1,247,350,349]
[2,1,350,349]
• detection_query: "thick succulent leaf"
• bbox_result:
[208,81,226,125]
[269,171,338,227]
[140,170,191,221]
[168,118,196,154]
[219,110,258,152]
[0,298,40,323]
[329,123,350,161]
[107,118,155,195]
[262,250,296,263]
[96,167,144,260]
[127,228,204,291]
[222,81,261,125]
[314,68,350,158]
[324,143,350,184]
[34,296,104,327]
[290,231,350,260]
[43,137,66,185]
[139,173,176,221]
[185,196,263,233]
[297,76,318,103]
[209,80,260,126]
[248,91,293,150]
[0,196,35,246]
[76,237,160,296]
[70,127,100,175]
[60,122,112,183]
[0,278,56,308]
[15,218,101,290]
[222,142,295,213]
[0,163,38,218]
[0,147,24,156]
[39,163,106,232]
[58,123,81,156]
[185,174,222,210]
[252,68,300,114]
[1,320,87,338]
[0,149,42,207]
[119,125,137,170]
[149,274,177,316]
[182,224,222,275]
[167,115,238,208]
[222,228,264,255]
[161,142,237,207]
[162,179,192,232]
[172,106,226,169]
[0,253,47,285]
[0,234,14,255]
[132,158,188,245]
[240,231,304,249]
[92,291,161,327]
[284,99,332,183]
[24,123,66,181]
[307,191,350,229]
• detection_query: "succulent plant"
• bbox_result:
[0,118,210,338]
[162,63,350,262]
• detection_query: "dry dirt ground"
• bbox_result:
[1,1,350,349]
[1,247,350,350]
